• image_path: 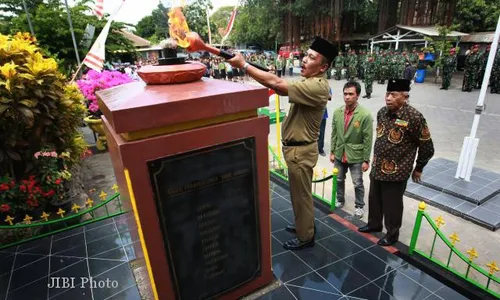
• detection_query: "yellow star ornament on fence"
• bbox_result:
[23,214,33,225]
[99,191,107,201]
[435,216,445,229]
[56,208,65,218]
[71,204,81,213]
[112,184,119,193]
[314,170,319,180]
[466,248,478,262]
[86,198,94,208]
[322,168,327,177]
[449,233,460,246]
[487,262,499,276]
[40,212,50,222]
[5,215,14,226]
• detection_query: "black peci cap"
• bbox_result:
[387,79,411,92]
[310,36,335,63]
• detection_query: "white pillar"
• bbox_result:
[395,29,401,50]
[456,15,500,181]
[370,39,374,54]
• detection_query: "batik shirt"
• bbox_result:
[370,104,435,181]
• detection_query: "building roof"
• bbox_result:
[371,25,468,40]
[460,32,496,43]
[396,25,468,37]
[119,30,151,48]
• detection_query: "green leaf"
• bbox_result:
[0,105,9,114]
[6,150,21,161]
[18,73,36,81]
[19,99,38,107]
[34,89,44,98]
[0,97,12,104]
[18,107,35,123]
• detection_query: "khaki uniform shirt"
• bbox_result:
[282,74,330,143]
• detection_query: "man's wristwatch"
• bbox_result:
[242,62,249,72]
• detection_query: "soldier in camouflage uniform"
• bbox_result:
[441,48,457,90]
[347,50,358,80]
[462,45,481,92]
[379,51,389,84]
[477,45,490,88]
[362,55,376,99]
[490,49,500,94]
[358,50,366,79]
[334,52,345,80]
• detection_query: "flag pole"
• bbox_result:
[22,0,35,37]
[64,0,81,65]
[206,8,212,45]
[456,15,500,181]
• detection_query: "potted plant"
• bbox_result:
[0,32,88,225]
[77,70,133,150]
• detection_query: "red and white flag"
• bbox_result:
[221,7,237,43]
[83,1,125,71]
[93,0,104,19]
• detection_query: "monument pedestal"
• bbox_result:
[98,79,273,299]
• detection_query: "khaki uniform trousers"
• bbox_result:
[283,142,318,241]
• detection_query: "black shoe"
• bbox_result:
[362,95,368,98]
[283,237,315,250]
[285,224,316,234]
[440,87,445,90]
[367,94,371,99]
[319,151,326,157]
[285,225,296,233]
[358,226,382,233]
[377,235,398,247]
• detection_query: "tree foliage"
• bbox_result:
[231,0,281,49]
[453,0,500,33]
[1,0,136,73]
[134,3,169,42]
[184,0,213,42]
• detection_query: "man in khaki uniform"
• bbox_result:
[228,37,335,250]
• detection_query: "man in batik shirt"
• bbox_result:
[358,79,434,246]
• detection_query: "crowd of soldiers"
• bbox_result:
[328,45,500,97]
[462,44,500,94]
[331,49,419,98]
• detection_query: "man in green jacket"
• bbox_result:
[330,81,374,218]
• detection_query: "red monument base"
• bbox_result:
[98,78,273,299]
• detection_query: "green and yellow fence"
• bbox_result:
[0,184,128,250]
[268,146,339,212]
[409,201,500,298]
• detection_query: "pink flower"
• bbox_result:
[50,151,57,157]
[34,152,41,159]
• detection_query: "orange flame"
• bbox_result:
[168,6,190,48]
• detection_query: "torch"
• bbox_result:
[185,32,269,72]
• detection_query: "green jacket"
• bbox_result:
[330,105,373,163]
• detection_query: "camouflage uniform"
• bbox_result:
[462,50,481,92]
[334,53,345,80]
[491,49,500,94]
[441,54,457,90]
[358,51,366,79]
[363,57,375,98]
[477,50,489,88]
[347,51,358,80]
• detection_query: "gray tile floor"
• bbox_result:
[406,158,500,230]
[263,183,471,300]
[0,214,141,300]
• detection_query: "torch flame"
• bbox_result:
[168,6,190,48]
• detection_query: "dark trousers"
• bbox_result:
[318,118,326,153]
[367,177,407,239]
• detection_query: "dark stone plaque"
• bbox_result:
[148,138,261,300]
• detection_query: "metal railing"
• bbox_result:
[0,185,127,250]
[409,201,500,298]
[268,146,338,212]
